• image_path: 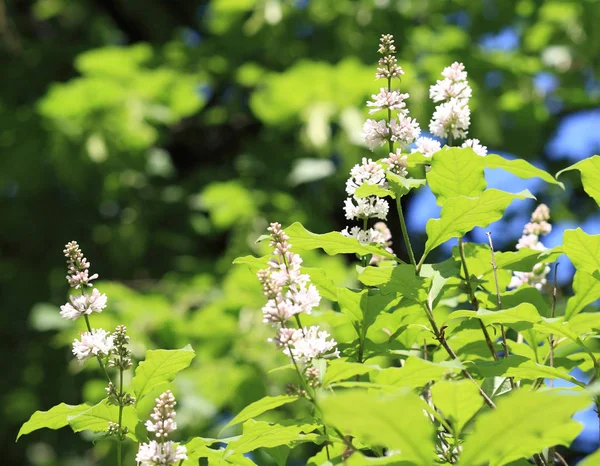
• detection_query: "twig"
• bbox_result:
[420,301,496,409]
[458,237,499,361]
[548,264,559,466]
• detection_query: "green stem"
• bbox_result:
[83,314,113,384]
[396,197,416,266]
[458,237,499,361]
[117,364,124,466]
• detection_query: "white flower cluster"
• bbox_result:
[62,242,113,363]
[343,157,391,222]
[60,288,107,320]
[412,137,441,158]
[136,391,187,466]
[72,328,114,363]
[509,204,552,290]
[258,223,339,368]
[461,138,488,156]
[429,62,472,141]
[363,35,421,151]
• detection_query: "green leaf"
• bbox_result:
[375,357,462,389]
[337,288,396,331]
[430,380,484,437]
[565,270,600,319]
[484,153,563,188]
[580,447,600,466]
[357,264,429,303]
[427,147,486,205]
[68,399,139,440]
[460,390,588,466]
[556,155,600,206]
[320,390,436,464]
[221,395,299,432]
[322,360,379,386]
[471,355,584,387]
[304,267,339,302]
[563,228,600,277]
[282,222,399,261]
[446,303,541,327]
[354,183,395,199]
[225,420,320,455]
[17,403,90,441]
[423,189,534,258]
[386,172,426,198]
[232,254,269,272]
[132,345,195,403]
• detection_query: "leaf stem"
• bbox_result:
[396,197,416,266]
[117,364,124,466]
[419,301,496,409]
[83,314,113,384]
[548,264,559,465]
[458,237,499,361]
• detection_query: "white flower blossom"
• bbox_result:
[366,88,409,115]
[283,326,340,366]
[429,78,472,103]
[510,204,552,290]
[429,98,471,140]
[136,440,187,466]
[462,138,487,156]
[389,115,421,148]
[258,223,322,326]
[344,196,389,221]
[362,119,389,150]
[341,226,387,245]
[382,149,408,176]
[345,158,387,196]
[72,329,114,363]
[441,62,468,82]
[145,390,178,438]
[60,288,107,320]
[412,137,442,158]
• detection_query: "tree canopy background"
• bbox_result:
[3,0,600,464]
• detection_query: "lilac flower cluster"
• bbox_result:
[62,242,113,363]
[136,391,187,466]
[258,223,339,369]
[509,204,552,290]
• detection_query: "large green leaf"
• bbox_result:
[282,222,399,261]
[320,390,436,464]
[354,183,395,199]
[556,155,600,206]
[17,403,90,441]
[460,390,588,466]
[321,360,379,386]
[471,355,583,387]
[427,147,486,205]
[430,380,484,437]
[221,395,299,431]
[375,357,462,389]
[565,270,600,320]
[68,399,140,440]
[446,303,541,327]
[225,420,320,455]
[484,154,562,188]
[563,228,600,277]
[580,447,600,466]
[337,288,396,331]
[132,345,195,403]
[357,264,429,303]
[423,189,534,258]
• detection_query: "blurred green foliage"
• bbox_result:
[2,0,600,464]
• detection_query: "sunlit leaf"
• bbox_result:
[221,395,299,432]
[132,345,195,403]
[460,390,588,466]
[556,155,600,206]
[423,189,534,258]
[563,228,600,277]
[320,390,436,464]
[17,403,90,441]
[430,380,484,437]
